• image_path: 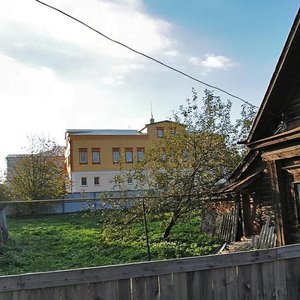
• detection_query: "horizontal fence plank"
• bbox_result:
[1,244,300,293]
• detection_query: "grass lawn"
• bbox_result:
[0,211,221,275]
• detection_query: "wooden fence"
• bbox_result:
[201,203,239,242]
[1,243,300,299]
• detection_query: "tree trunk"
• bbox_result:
[163,211,180,240]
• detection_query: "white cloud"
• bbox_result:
[189,54,236,71]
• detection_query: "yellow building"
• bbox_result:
[65,120,180,196]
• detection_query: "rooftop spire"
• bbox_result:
[150,103,154,124]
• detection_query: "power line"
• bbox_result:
[35,0,259,109]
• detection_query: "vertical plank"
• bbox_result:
[159,274,173,300]
[131,277,146,300]
[198,269,213,300]
[0,292,13,300]
[211,267,226,300]
[145,276,159,300]
[72,283,90,300]
[91,281,118,300]
[261,262,276,299]
[173,272,187,300]
[225,266,238,300]
[273,260,287,299]
[237,265,251,300]
[118,279,131,300]
[286,257,300,300]
[250,263,263,300]
[186,271,201,300]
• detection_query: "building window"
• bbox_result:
[137,148,144,162]
[92,148,100,164]
[94,176,100,185]
[112,148,120,163]
[79,148,88,164]
[157,128,164,138]
[125,148,133,163]
[170,127,176,135]
[81,177,87,186]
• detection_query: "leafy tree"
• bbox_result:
[6,136,67,201]
[132,89,244,238]
[103,89,256,240]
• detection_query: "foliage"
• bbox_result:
[102,89,257,239]
[6,136,68,202]
[130,89,249,238]
[0,183,11,202]
[0,211,220,275]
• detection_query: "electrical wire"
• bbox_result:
[35,0,258,109]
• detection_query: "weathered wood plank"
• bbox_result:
[198,269,213,300]
[249,263,263,300]
[261,262,276,299]
[173,272,187,300]
[285,257,300,300]
[1,245,294,292]
[237,265,251,300]
[132,277,146,300]
[211,268,226,300]
[91,281,118,300]
[2,244,300,299]
[186,271,201,300]
[145,276,159,300]
[273,260,287,300]
[225,266,238,300]
[159,274,173,300]
[117,279,131,300]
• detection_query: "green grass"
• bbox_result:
[0,212,221,275]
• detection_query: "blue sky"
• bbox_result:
[0,0,299,175]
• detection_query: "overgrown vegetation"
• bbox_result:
[0,211,221,275]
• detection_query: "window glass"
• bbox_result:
[137,148,144,162]
[79,149,87,164]
[113,148,120,163]
[92,149,100,164]
[125,148,133,163]
[157,128,164,138]
[81,177,87,186]
[94,177,100,185]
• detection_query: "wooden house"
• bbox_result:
[219,8,300,246]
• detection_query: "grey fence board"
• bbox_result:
[1,244,300,299]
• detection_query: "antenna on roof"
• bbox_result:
[150,103,155,124]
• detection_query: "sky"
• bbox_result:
[0,0,299,176]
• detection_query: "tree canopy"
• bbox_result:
[104,89,257,239]
[6,136,67,201]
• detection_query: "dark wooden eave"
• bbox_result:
[247,8,300,144]
[248,127,300,150]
